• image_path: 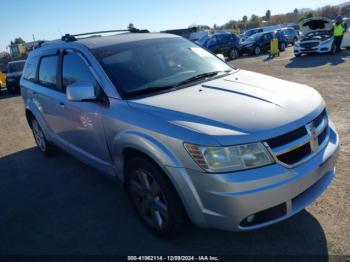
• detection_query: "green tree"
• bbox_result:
[265,10,271,22]
[293,8,299,22]
[127,23,135,31]
[318,5,340,19]
[247,14,261,28]
[341,5,350,16]
[10,37,25,45]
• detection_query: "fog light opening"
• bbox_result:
[246,214,255,224]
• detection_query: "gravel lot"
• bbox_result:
[0,47,349,258]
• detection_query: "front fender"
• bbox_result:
[111,130,183,181]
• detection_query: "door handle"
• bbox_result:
[58,102,65,108]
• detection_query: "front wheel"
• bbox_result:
[253,46,261,56]
[229,48,239,60]
[126,157,187,238]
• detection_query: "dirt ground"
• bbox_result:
[0,47,349,259]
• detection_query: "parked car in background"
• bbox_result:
[21,31,339,238]
[0,71,6,92]
[277,27,299,45]
[294,17,350,57]
[189,31,209,42]
[197,32,240,60]
[240,28,263,41]
[6,60,26,93]
[240,25,282,41]
[240,31,288,55]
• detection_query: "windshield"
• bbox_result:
[93,37,233,98]
[246,32,263,41]
[8,61,25,73]
[197,35,210,46]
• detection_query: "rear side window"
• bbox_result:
[38,55,59,88]
[23,57,40,81]
[62,52,96,88]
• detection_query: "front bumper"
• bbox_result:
[294,43,332,55]
[239,45,255,54]
[6,78,20,88]
[166,121,339,231]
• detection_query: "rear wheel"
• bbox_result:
[126,157,187,238]
[31,118,57,156]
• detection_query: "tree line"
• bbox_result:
[219,4,350,31]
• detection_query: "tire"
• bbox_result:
[229,48,239,60]
[125,157,187,238]
[30,118,57,156]
[295,53,302,57]
[253,46,261,55]
[346,46,350,50]
[330,43,337,55]
[280,42,286,52]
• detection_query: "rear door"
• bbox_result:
[262,33,272,51]
[35,51,67,135]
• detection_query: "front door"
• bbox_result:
[57,50,111,166]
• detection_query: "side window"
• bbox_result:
[22,56,40,81]
[38,55,59,88]
[62,52,96,88]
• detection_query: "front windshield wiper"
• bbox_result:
[124,85,176,98]
[175,70,232,87]
[124,70,232,99]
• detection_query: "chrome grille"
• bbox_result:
[265,110,328,167]
[300,42,319,49]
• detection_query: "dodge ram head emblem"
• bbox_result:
[306,122,319,152]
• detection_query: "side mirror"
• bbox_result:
[66,81,96,102]
[216,54,226,61]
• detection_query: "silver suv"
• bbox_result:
[21,31,339,237]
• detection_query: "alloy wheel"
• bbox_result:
[254,46,261,55]
[32,119,46,152]
[129,168,169,230]
[230,48,238,59]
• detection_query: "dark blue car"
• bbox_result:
[196,32,240,60]
[240,31,288,56]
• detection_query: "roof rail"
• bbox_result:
[61,28,150,42]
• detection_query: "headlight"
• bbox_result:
[294,42,300,47]
[320,38,333,46]
[184,142,274,173]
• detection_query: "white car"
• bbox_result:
[294,17,350,57]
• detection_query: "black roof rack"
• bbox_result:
[61,28,150,42]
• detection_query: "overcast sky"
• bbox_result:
[1,0,346,52]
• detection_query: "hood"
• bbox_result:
[128,70,324,145]
[241,40,255,46]
[299,17,332,35]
